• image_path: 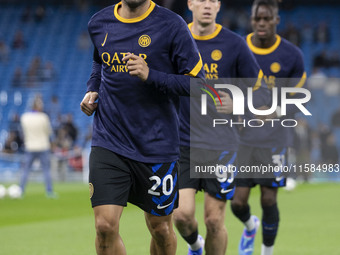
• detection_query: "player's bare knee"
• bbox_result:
[231,199,247,211]
[95,217,119,237]
[173,210,192,228]
[173,213,186,228]
[205,215,223,235]
[149,220,172,240]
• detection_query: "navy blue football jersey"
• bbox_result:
[240,33,306,148]
[180,24,268,151]
[86,1,204,163]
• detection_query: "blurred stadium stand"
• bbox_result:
[0,1,339,183]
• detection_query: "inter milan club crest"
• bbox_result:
[211,49,222,61]
[138,35,151,47]
[270,62,281,73]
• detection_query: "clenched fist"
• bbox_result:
[80,91,99,116]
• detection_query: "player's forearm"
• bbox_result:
[86,60,101,93]
[146,68,206,97]
[252,86,272,108]
[145,68,191,96]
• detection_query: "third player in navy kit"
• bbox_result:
[231,1,307,255]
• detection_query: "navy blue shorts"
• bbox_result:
[236,145,287,188]
[178,146,236,200]
[89,146,178,216]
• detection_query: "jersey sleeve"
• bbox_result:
[237,40,271,108]
[86,47,102,93]
[170,19,204,77]
[146,18,205,96]
[86,16,102,93]
[290,48,306,79]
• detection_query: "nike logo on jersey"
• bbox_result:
[220,188,233,194]
[157,202,173,210]
[101,33,108,47]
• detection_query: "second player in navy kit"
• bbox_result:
[173,1,270,254]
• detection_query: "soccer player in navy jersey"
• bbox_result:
[80,0,204,254]
[231,1,306,255]
[173,1,269,254]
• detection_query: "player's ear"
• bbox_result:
[217,1,221,13]
[188,0,193,11]
[276,15,281,25]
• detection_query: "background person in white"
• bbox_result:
[20,96,56,198]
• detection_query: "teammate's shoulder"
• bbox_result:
[279,36,304,57]
[219,26,247,44]
[220,26,241,38]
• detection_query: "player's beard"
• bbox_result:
[123,0,148,10]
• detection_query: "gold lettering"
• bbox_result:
[105,52,148,69]
[139,53,147,60]
[119,65,125,72]
[111,52,121,64]
[264,75,276,89]
[204,63,210,73]
[102,52,111,67]
[111,65,117,72]
[210,63,218,74]
[121,52,129,64]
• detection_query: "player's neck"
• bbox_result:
[119,0,151,19]
[251,34,277,49]
[191,21,217,37]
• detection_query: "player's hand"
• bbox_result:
[254,105,278,120]
[215,91,233,114]
[122,52,149,82]
[80,91,98,116]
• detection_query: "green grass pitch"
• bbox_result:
[0,182,339,254]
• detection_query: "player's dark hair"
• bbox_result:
[252,0,279,16]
